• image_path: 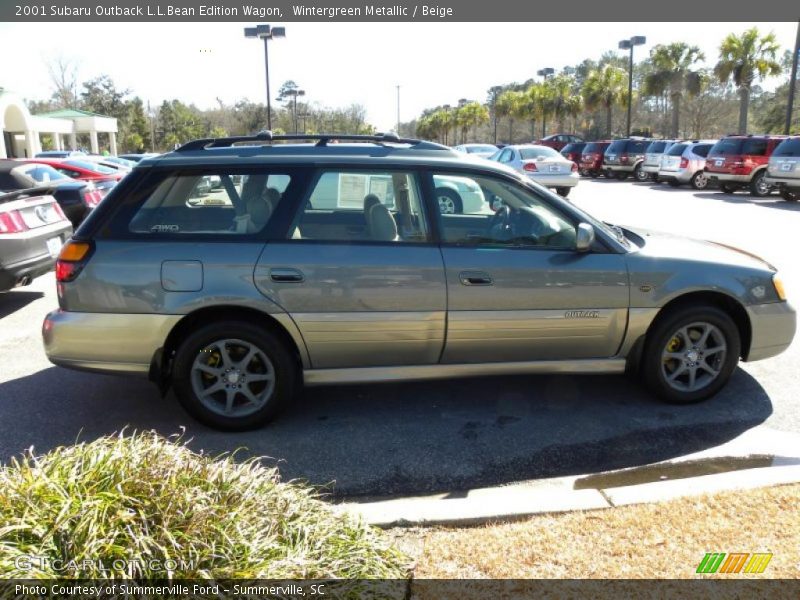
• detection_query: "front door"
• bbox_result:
[429,171,629,364]
[254,168,446,369]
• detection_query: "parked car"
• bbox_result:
[0,160,103,227]
[489,144,579,196]
[22,158,122,197]
[579,141,612,177]
[0,190,72,292]
[704,135,787,197]
[453,144,499,159]
[641,140,678,181]
[536,134,584,152]
[42,132,795,430]
[119,153,161,163]
[657,141,716,190]
[34,150,86,158]
[603,138,651,181]
[560,142,587,164]
[764,136,800,202]
[83,155,135,172]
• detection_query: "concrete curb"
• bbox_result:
[337,426,800,527]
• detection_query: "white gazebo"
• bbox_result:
[0,89,119,158]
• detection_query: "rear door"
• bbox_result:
[428,170,629,363]
[253,167,447,369]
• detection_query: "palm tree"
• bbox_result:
[456,102,490,142]
[495,90,524,143]
[543,74,582,134]
[715,27,782,134]
[582,65,628,137]
[643,43,705,138]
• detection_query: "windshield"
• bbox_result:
[773,138,800,157]
[64,159,117,174]
[519,146,560,160]
[465,145,497,154]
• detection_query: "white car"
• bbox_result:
[489,144,580,196]
[454,143,499,159]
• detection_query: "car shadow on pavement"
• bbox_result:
[0,365,773,498]
[0,290,44,320]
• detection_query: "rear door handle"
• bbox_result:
[459,271,493,286]
[270,268,304,283]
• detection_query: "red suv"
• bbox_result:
[536,134,584,152]
[579,141,612,177]
[705,135,787,197]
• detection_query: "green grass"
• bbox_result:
[0,431,409,579]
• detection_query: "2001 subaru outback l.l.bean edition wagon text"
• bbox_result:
[43,132,796,430]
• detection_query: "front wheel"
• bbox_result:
[172,321,297,430]
[781,188,799,202]
[641,306,740,404]
[634,164,648,182]
[690,171,709,190]
[749,171,771,197]
[435,187,463,214]
[555,187,571,197]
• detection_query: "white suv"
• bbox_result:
[657,140,716,190]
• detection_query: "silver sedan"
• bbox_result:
[489,144,579,196]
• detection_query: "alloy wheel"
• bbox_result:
[660,322,727,393]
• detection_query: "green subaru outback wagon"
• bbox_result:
[42,132,796,430]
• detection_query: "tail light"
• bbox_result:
[620,153,629,164]
[82,189,102,207]
[55,240,94,283]
[52,203,68,221]
[571,162,578,172]
[523,162,538,172]
[0,210,28,234]
[679,158,689,168]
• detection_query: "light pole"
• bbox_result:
[244,24,286,131]
[396,85,401,135]
[785,21,800,135]
[490,86,502,144]
[537,67,554,138]
[619,35,646,137]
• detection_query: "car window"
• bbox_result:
[519,146,561,160]
[773,138,800,157]
[607,140,626,152]
[584,143,602,153]
[742,139,768,156]
[433,172,577,249]
[20,164,70,183]
[667,143,687,156]
[498,148,513,163]
[0,172,20,190]
[128,171,290,235]
[693,144,712,158]
[290,170,429,243]
[710,138,744,156]
[63,159,117,174]
[627,140,648,153]
[646,141,668,153]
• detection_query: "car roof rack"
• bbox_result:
[176,131,450,152]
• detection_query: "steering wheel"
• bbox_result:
[489,204,515,241]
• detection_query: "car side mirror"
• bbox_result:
[576,222,595,252]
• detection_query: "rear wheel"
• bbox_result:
[642,306,740,404]
[749,171,771,197]
[634,164,648,182]
[555,187,571,197]
[690,171,709,190]
[781,188,799,202]
[172,321,297,430]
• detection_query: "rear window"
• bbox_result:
[520,146,560,159]
[464,145,497,154]
[693,144,712,158]
[646,141,670,153]
[64,159,117,174]
[626,140,648,153]
[583,143,605,153]
[667,144,687,156]
[20,164,70,183]
[607,140,627,152]
[773,138,800,157]
[561,143,585,153]
[710,138,745,156]
[128,171,292,235]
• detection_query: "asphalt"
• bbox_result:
[0,178,798,499]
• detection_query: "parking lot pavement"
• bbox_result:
[0,179,798,498]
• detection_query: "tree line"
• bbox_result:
[404,27,799,144]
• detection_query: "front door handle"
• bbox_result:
[459,271,493,286]
[270,268,304,283]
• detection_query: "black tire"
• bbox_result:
[634,163,648,182]
[781,188,799,202]
[749,171,771,197]
[556,187,571,197]
[435,187,463,214]
[690,171,709,190]
[667,179,681,188]
[172,320,297,431]
[641,305,740,405]
[720,183,737,194]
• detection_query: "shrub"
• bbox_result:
[0,431,409,580]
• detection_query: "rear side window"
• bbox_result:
[128,171,291,235]
[742,139,768,156]
[667,144,687,156]
[773,138,800,157]
[693,144,712,158]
